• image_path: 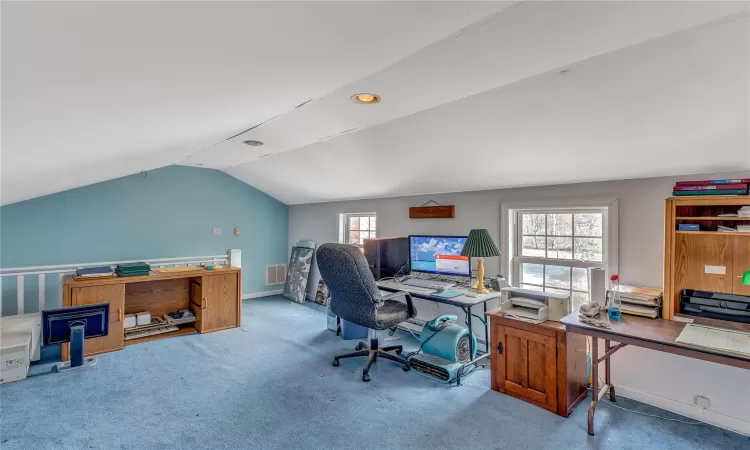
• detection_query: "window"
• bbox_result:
[339,213,377,247]
[513,210,607,311]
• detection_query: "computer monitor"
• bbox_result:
[42,303,109,371]
[409,235,471,277]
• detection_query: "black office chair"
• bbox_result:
[316,243,416,382]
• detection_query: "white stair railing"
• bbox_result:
[0,250,240,317]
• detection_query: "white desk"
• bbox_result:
[377,279,502,359]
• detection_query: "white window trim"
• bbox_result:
[500,198,619,288]
[337,212,377,247]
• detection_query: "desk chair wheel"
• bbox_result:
[402,364,410,372]
[395,348,402,355]
[355,342,367,351]
[388,327,397,336]
[332,359,340,367]
[362,373,371,382]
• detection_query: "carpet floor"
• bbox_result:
[1,296,747,449]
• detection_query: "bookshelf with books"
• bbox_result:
[664,195,750,320]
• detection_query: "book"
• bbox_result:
[673,183,748,191]
[74,266,115,279]
[672,189,748,196]
[675,179,750,186]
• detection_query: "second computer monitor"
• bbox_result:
[409,235,471,277]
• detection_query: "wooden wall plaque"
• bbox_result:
[409,205,455,219]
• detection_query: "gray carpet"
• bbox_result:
[1,296,747,449]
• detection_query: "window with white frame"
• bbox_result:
[513,210,607,311]
[339,213,377,247]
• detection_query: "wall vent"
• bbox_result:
[266,264,286,285]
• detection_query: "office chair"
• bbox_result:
[316,243,416,382]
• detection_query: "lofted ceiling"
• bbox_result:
[2,1,749,206]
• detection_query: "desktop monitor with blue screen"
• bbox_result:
[409,235,471,277]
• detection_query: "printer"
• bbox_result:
[500,287,571,323]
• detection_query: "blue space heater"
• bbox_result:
[407,315,476,383]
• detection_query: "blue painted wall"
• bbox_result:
[0,165,288,315]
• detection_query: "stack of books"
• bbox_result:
[115,262,151,277]
[613,284,663,319]
[74,266,115,280]
[672,179,749,196]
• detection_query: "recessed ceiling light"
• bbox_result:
[243,140,264,147]
[350,93,381,104]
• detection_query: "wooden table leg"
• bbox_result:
[588,337,599,436]
[605,339,616,402]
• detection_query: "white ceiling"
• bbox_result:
[2,1,749,205]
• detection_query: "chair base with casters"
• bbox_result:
[332,337,411,382]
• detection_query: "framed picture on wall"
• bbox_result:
[282,246,314,303]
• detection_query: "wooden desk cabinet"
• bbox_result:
[61,268,241,360]
[488,311,587,417]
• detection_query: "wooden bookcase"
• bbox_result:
[663,196,750,320]
[61,268,241,360]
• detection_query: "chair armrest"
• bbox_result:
[380,290,415,318]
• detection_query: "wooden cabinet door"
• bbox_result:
[198,274,239,332]
[675,234,734,295]
[733,236,750,296]
[492,324,557,413]
[71,284,125,356]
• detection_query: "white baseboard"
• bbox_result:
[615,385,749,436]
[243,289,283,299]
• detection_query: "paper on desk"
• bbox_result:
[676,323,750,357]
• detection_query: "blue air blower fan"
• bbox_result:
[407,315,476,382]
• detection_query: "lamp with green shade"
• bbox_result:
[743,270,750,286]
[460,229,500,294]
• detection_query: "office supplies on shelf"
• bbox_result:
[363,237,410,280]
[739,206,750,217]
[680,289,750,324]
[676,323,750,357]
[561,312,750,436]
[152,266,204,274]
[317,243,415,382]
[409,235,471,277]
[124,324,179,341]
[718,225,737,232]
[431,290,462,299]
[676,178,750,186]
[672,189,748,196]
[115,262,151,277]
[678,224,700,231]
[123,314,137,329]
[460,229,500,294]
[401,278,455,290]
[74,266,115,279]
[43,303,109,372]
[135,311,151,326]
[738,225,750,232]
[673,183,749,191]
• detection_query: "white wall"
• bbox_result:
[289,170,750,434]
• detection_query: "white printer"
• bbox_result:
[500,287,571,323]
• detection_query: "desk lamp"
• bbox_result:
[743,270,750,285]
[461,229,500,294]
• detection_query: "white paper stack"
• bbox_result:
[739,206,750,218]
[613,284,663,318]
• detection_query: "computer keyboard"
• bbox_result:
[401,278,455,290]
[124,325,179,340]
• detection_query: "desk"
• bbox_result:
[377,279,501,385]
[61,268,242,360]
[560,312,750,435]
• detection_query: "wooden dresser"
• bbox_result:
[61,267,241,360]
[487,309,588,417]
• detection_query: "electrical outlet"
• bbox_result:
[212,228,222,236]
[234,227,240,236]
[694,395,710,409]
